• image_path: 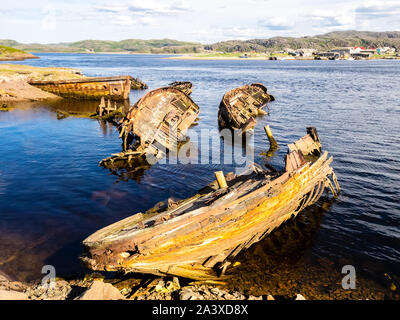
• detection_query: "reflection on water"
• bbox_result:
[1,54,400,299]
[45,98,131,115]
[228,197,392,299]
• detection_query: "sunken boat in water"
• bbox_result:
[168,81,193,95]
[29,76,132,100]
[218,83,274,133]
[100,85,199,168]
[81,128,340,280]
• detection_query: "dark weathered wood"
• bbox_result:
[218,83,274,133]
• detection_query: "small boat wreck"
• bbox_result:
[130,77,148,90]
[168,81,193,95]
[100,86,199,168]
[218,83,274,133]
[28,76,132,101]
[81,128,340,280]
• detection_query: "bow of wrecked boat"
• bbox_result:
[81,127,340,281]
[218,83,275,133]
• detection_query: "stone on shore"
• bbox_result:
[77,281,125,300]
[295,294,306,300]
[0,289,28,300]
[25,280,72,300]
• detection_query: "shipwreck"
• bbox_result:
[100,85,199,168]
[29,76,132,101]
[168,81,193,96]
[81,127,340,280]
[218,83,275,133]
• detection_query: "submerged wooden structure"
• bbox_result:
[218,83,274,133]
[29,76,132,100]
[81,128,340,280]
[100,86,199,168]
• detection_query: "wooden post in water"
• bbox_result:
[264,125,278,150]
[215,171,228,189]
[98,97,105,116]
[106,99,112,114]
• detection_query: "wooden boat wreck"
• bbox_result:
[81,127,340,280]
[218,83,275,133]
[168,81,193,95]
[28,76,132,100]
[100,86,199,168]
[130,77,148,90]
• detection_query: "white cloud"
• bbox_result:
[306,9,355,32]
[41,4,57,31]
[259,17,295,31]
[2,0,400,43]
[355,1,400,19]
[128,1,190,15]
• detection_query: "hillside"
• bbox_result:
[1,31,400,55]
[205,31,400,53]
[0,39,203,54]
[0,45,38,61]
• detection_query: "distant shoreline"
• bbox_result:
[164,54,400,61]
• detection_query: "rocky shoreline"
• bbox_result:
[0,271,307,301]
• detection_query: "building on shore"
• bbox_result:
[377,47,396,54]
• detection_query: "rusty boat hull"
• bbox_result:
[218,83,274,133]
[29,76,132,100]
[81,128,340,280]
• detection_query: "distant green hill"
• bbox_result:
[2,31,400,54]
[205,31,400,53]
[0,39,203,54]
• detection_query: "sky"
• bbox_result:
[1,0,400,44]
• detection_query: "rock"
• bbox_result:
[154,280,166,293]
[267,295,275,300]
[25,280,72,300]
[77,281,125,300]
[295,294,306,300]
[223,293,234,299]
[165,277,180,292]
[248,295,263,300]
[179,287,203,300]
[6,281,28,292]
[210,287,220,295]
[0,272,10,283]
[0,289,28,300]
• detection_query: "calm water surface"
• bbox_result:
[1,53,399,298]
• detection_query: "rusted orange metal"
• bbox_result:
[81,128,340,280]
[29,76,132,100]
[218,83,274,133]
